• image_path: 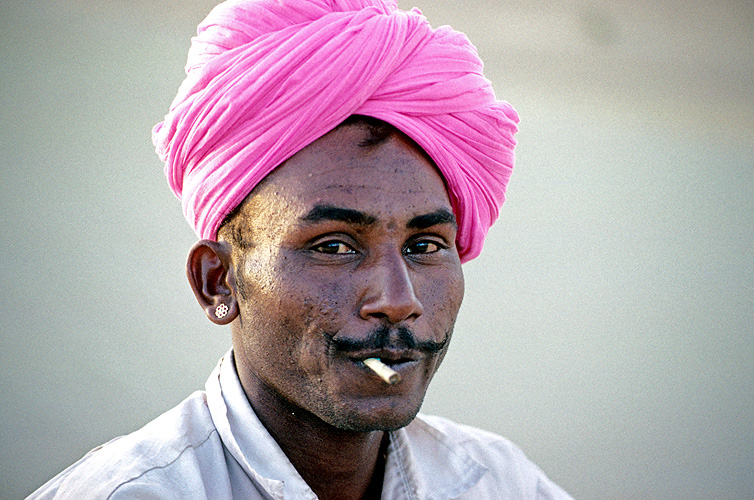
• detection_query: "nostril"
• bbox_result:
[358,256,424,323]
[359,291,423,324]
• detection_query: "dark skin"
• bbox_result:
[187,123,465,500]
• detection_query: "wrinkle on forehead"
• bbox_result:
[221,124,454,250]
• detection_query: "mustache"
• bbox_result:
[326,325,449,355]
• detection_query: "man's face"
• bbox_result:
[223,124,464,432]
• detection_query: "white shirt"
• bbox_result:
[29,351,574,499]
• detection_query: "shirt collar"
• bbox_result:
[386,417,488,500]
[206,350,316,500]
[206,350,486,500]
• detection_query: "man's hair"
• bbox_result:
[339,114,395,148]
[218,115,397,249]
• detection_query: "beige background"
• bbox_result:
[1,1,752,498]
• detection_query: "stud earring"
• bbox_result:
[215,303,229,319]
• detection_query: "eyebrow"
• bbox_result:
[300,204,456,230]
[301,205,378,226]
[406,209,457,230]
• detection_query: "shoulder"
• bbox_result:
[27,391,225,500]
[409,414,574,500]
[414,413,521,451]
[410,413,537,467]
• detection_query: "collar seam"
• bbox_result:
[104,428,219,500]
[389,431,420,500]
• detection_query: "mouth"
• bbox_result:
[349,349,420,366]
[363,358,401,385]
[347,350,422,385]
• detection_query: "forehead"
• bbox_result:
[241,124,452,224]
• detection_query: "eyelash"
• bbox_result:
[310,235,448,256]
[404,239,446,254]
[312,240,356,255]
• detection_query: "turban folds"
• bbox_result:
[153,0,518,262]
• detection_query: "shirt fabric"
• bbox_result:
[29,351,574,500]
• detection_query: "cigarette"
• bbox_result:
[364,358,401,385]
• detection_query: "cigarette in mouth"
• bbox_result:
[364,358,401,385]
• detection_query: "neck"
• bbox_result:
[239,370,388,500]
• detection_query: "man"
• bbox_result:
[30,0,573,498]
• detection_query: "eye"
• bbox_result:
[404,239,444,255]
[312,240,356,255]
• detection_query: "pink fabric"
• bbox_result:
[153,0,518,262]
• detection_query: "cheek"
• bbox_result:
[245,263,353,370]
[299,291,343,329]
[294,283,352,367]
[421,266,465,325]
[453,269,465,313]
[234,250,278,303]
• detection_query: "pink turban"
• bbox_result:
[153,0,518,262]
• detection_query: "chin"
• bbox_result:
[318,397,424,433]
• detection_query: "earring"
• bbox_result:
[215,303,229,319]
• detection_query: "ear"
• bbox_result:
[186,239,239,325]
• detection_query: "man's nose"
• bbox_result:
[358,251,424,324]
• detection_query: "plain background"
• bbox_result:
[1,1,752,498]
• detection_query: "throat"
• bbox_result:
[248,385,390,500]
[364,433,389,499]
[236,357,391,499]
[291,430,389,500]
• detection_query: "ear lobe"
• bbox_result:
[186,239,239,325]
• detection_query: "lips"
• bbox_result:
[347,349,420,365]
[346,351,422,386]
